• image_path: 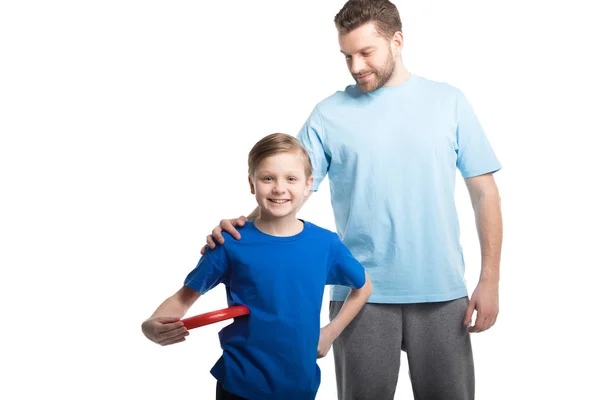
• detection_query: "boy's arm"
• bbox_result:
[318,273,372,358]
[141,286,201,346]
[148,285,201,320]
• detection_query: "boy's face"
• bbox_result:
[339,22,399,93]
[249,151,314,221]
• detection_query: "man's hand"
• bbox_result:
[201,216,247,255]
[463,279,499,333]
[141,317,189,346]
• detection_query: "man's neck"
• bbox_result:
[384,63,411,87]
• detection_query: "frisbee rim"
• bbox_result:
[181,305,250,329]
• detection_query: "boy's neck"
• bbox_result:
[254,215,304,237]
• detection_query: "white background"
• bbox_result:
[1,0,599,398]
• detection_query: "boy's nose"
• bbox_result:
[272,183,286,193]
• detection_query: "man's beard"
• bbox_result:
[354,51,395,93]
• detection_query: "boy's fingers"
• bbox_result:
[157,320,184,332]
[160,326,188,339]
[160,335,188,346]
[156,316,180,324]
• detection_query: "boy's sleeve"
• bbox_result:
[455,89,502,178]
[183,245,229,294]
[326,234,366,289]
[296,106,331,192]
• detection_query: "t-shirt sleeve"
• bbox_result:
[455,89,502,178]
[183,244,229,294]
[326,233,366,289]
[296,106,331,192]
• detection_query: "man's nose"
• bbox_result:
[350,56,366,75]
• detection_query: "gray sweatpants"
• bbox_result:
[329,297,474,400]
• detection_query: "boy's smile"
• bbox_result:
[249,151,313,224]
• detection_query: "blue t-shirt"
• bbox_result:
[297,73,501,303]
[183,220,366,400]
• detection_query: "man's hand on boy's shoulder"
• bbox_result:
[201,215,247,255]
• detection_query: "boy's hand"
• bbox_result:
[141,317,189,346]
[201,216,247,255]
[317,327,337,358]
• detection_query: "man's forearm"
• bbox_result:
[473,192,503,282]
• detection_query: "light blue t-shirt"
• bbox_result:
[297,74,501,303]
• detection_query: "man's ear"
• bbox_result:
[391,31,404,56]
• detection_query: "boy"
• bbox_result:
[141,133,372,400]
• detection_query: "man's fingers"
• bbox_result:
[202,216,248,255]
[220,219,242,240]
[469,314,488,333]
[483,317,493,332]
[489,314,498,329]
[470,308,499,333]
[201,234,216,255]
[213,226,226,243]
[206,235,215,247]
[463,300,476,326]
[234,216,247,226]
[483,313,498,331]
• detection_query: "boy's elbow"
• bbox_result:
[174,286,202,310]
[361,273,373,297]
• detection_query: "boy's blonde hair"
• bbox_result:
[248,133,313,178]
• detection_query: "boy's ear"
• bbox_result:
[305,176,314,195]
[248,175,255,194]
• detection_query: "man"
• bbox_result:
[204,1,502,399]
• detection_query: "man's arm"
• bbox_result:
[463,172,503,332]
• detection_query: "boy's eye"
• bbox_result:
[288,177,298,182]
[262,177,273,181]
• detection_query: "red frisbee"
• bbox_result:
[181,305,250,330]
